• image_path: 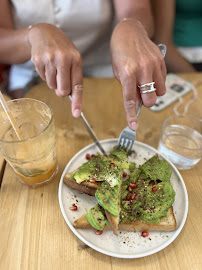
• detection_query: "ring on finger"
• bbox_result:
[140,89,156,94]
[138,81,156,94]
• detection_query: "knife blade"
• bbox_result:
[69,95,108,156]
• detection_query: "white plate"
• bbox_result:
[58,139,188,259]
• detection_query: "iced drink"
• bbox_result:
[0,98,58,187]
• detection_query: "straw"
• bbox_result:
[0,91,24,140]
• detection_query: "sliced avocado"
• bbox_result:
[109,147,131,170]
[129,162,136,171]
[135,181,175,223]
[119,162,175,225]
[140,203,172,223]
[95,181,121,216]
[140,156,172,181]
[73,152,126,187]
[109,147,128,161]
[128,167,141,182]
[73,156,107,183]
[85,204,108,230]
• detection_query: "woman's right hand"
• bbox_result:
[28,23,83,118]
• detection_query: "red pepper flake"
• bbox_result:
[122,172,127,178]
[152,186,157,192]
[139,178,145,181]
[95,230,103,235]
[90,179,96,183]
[86,153,91,160]
[110,163,115,167]
[91,154,96,158]
[129,182,137,188]
[70,205,77,211]
[141,231,149,238]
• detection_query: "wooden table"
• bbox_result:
[0,73,202,270]
[0,94,10,188]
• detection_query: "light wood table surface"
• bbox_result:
[0,73,201,270]
[0,94,10,188]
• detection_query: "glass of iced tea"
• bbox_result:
[0,98,58,187]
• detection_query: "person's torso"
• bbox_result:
[10,0,114,68]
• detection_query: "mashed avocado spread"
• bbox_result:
[84,154,175,230]
[121,156,175,224]
[71,148,130,187]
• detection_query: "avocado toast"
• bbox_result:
[64,148,131,235]
[64,150,176,234]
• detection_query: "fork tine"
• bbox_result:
[119,137,124,148]
[124,139,130,150]
[128,140,134,153]
[117,101,142,151]
[117,136,122,148]
[121,138,127,149]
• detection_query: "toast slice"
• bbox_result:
[64,169,121,236]
[74,206,176,232]
[63,149,130,235]
[64,169,101,196]
[63,148,130,196]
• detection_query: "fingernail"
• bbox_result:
[55,91,61,97]
[60,90,69,96]
[73,109,81,118]
[130,121,138,130]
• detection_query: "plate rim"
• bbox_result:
[58,139,189,259]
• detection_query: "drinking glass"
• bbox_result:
[158,115,202,170]
[0,98,58,187]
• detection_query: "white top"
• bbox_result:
[177,47,202,63]
[9,0,114,90]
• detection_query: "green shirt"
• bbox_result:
[174,0,202,47]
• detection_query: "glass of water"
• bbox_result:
[158,115,202,170]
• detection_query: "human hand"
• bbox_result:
[110,19,167,130]
[28,23,83,118]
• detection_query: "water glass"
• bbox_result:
[158,115,202,170]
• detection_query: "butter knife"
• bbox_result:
[69,95,108,156]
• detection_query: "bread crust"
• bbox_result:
[105,210,119,236]
[74,207,176,232]
[63,170,102,196]
[64,170,121,235]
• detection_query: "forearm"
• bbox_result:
[122,8,154,38]
[165,44,196,73]
[113,0,154,38]
[0,28,31,64]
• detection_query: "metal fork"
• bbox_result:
[117,101,142,152]
[117,44,167,152]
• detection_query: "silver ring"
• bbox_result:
[140,89,156,94]
[138,81,156,94]
[138,82,155,88]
